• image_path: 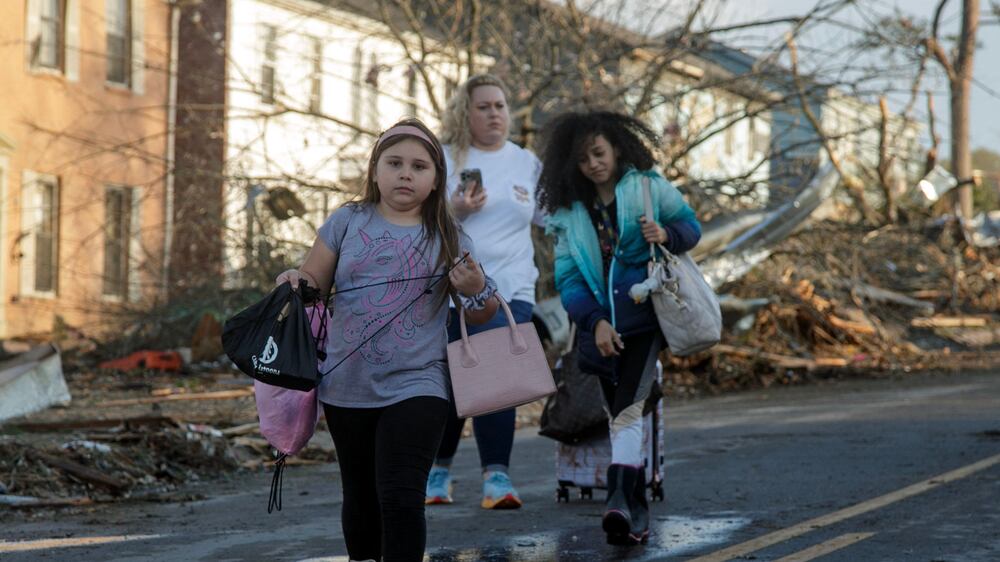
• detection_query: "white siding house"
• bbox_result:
[622,53,773,207]
[222,0,467,285]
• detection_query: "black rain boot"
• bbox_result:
[629,468,650,544]
[603,464,639,545]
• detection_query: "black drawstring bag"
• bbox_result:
[222,280,320,391]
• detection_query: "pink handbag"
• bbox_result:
[447,298,556,418]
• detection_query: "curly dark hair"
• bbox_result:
[536,111,659,213]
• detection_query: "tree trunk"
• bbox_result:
[951,0,978,219]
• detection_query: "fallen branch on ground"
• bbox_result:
[94,388,253,408]
[712,344,849,370]
[911,316,990,328]
[25,450,128,492]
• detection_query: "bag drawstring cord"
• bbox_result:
[319,253,470,377]
[268,453,287,514]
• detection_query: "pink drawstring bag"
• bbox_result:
[254,380,320,456]
[255,300,328,513]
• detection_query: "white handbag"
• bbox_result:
[630,177,722,356]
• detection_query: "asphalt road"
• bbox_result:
[2,369,999,561]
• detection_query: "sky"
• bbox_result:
[710,0,1000,154]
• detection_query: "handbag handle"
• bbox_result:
[457,297,528,368]
[641,176,679,265]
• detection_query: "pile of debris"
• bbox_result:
[0,419,238,507]
[0,367,335,510]
[667,220,999,396]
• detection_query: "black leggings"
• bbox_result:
[324,396,449,562]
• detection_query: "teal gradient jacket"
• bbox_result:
[545,168,701,374]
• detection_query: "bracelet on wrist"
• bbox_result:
[458,274,498,311]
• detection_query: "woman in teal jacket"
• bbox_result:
[538,111,701,546]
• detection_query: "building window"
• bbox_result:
[261,25,277,104]
[106,0,131,85]
[21,173,59,295]
[309,37,323,113]
[103,186,132,298]
[33,0,65,70]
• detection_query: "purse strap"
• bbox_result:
[456,297,528,364]
[641,176,677,265]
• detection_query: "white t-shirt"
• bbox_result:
[445,141,544,305]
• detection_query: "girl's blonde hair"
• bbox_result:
[360,118,461,309]
[439,74,511,171]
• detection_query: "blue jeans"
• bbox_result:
[436,299,534,470]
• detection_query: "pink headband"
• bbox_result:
[376,125,441,160]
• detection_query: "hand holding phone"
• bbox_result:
[459,169,483,197]
[452,168,487,220]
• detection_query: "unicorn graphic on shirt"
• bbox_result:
[343,228,434,365]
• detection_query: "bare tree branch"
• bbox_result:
[926,0,957,80]
[787,32,879,224]
[926,89,940,174]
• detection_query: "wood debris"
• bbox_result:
[910,316,990,328]
[94,388,253,408]
[666,221,999,397]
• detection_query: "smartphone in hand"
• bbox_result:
[459,169,483,197]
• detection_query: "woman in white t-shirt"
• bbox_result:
[424,74,543,510]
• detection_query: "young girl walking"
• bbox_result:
[537,111,701,546]
[275,118,499,562]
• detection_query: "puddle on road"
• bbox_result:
[423,513,750,561]
[652,514,751,556]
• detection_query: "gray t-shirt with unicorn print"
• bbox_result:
[316,203,474,408]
